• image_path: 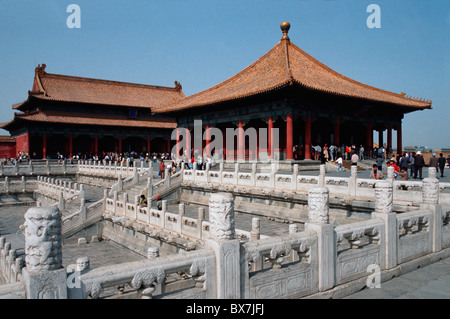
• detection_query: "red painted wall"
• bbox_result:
[15,133,29,154]
[0,143,16,159]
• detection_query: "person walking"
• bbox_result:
[159,161,165,179]
[429,153,439,171]
[414,151,425,179]
[438,153,446,178]
[409,152,416,179]
[359,145,364,160]
[376,155,384,172]
[329,144,335,162]
[399,153,410,176]
[337,155,344,172]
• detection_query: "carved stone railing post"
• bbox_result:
[318,164,326,187]
[219,163,224,184]
[5,177,9,194]
[62,159,67,175]
[197,207,205,239]
[304,187,335,292]
[270,163,277,188]
[58,191,65,211]
[372,181,397,269]
[133,167,139,183]
[206,162,211,183]
[29,160,33,176]
[123,193,128,216]
[250,217,260,241]
[79,184,85,204]
[348,165,357,196]
[165,168,171,188]
[80,197,87,221]
[22,206,67,299]
[113,191,118,214]
[205,192,240,299]
[421,167,441,252]
[293,164,299,190]
[387,166,395,183]
[234,163,239,185]
[147,177,153,206]
[103,189,108,210]
[21,176,26,193]
[118,176,123,192]
[251,163,257,187]
[178,203,185,233]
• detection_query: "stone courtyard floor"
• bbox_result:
[344,257,450,299]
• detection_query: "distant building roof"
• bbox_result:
[156,22,432,114]
[0,136,15,143]
[15,64,185,110]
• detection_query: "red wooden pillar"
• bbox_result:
[305,116,312,160]
[176,128,181,158]
[43,133,47,159]
[238,120,244,161]
[268,116,273,159]
[366,123,372,151]
[286,113,294,160]
[378,129,384,149]
[205,124,211,158]
[147,137,150,154]
[167,137,171,154]
[334,119,340,146]
[94,135,98,156]
[222,128,226,160]
[397,124,402,155]
[118,136,122,154]
[69,134,73,158]
[387,124,392,153]
[186,127,191,159]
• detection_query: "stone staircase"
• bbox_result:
[61,169,178,238]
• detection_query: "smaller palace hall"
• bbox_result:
[1,22,432,160]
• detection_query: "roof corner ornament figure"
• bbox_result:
[35,64,47,75]
[174,81,182,91]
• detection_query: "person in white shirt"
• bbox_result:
[337,156,344,172]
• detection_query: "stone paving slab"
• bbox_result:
[344,257,450,299]
[62,240,146,270]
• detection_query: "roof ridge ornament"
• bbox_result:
[280,21,290,41]
[35,64,47,75]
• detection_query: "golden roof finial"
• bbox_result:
[280,21,291,41]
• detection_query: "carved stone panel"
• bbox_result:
[375,181,393,214]
[307,187,330,224]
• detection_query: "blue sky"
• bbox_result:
[0,0,448,148]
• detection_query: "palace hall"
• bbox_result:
[1,22,432,160]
